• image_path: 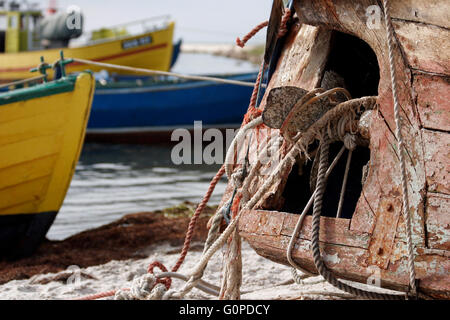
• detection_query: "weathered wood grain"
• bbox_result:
[294,0,428,265]
[230,0,448,299]
[391,0,450,29]
[414,73,450,131]
[240,209,450,298]
[239,209,370,249]
[425,193,450,250]
[422,129,450,195]
[234,22,334,211]
[393,20,450,75]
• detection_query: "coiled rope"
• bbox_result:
[278,79,415,299]
[284,91,375,283]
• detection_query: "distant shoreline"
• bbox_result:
[181,43,264,65]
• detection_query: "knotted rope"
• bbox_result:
[154,8,296,299]
[287,145,347,280]
[272,83,408,299]
[276,81,414,299]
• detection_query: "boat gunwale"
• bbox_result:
[94,72,259,94]
[0,76,79,106]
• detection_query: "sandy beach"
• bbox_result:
[0,203,398,300]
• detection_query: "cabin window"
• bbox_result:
[0,14,5,53]
[0,14,6,30]
[21,14,27,30]
[8,15,17,28]
[271,31,379,220]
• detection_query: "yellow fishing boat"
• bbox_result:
[0,3,175,82]
[0,55,95,258]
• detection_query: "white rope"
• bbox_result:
[167,209,245,299]
[165,124,309,300]
[0,75,46,90]
[114,274,157,300]
[155,272,221,296]
[72,58,260,87]
[224,117,263,179]
[220,227,242,300]
[382,0,417,296]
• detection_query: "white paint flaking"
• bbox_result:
[323,252,341,265]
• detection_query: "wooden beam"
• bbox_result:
[391,0,450,29]
[240,209,450,298]
[393,20,450,75]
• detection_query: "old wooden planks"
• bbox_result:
[230,0,449,299]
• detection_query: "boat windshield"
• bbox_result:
[0,9,42,53]
[72,15,171,47]
[0,13,5,52]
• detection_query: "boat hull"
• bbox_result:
[0,23,175,82]
[218,0,450,299]
[86,73,257,143]
[0,72,95,257]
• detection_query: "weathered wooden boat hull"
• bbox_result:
[224,0,449,299]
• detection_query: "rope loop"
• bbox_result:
[236,21,269,48]
[148,261,172,289]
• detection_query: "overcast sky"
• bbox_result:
[31,0,273,44]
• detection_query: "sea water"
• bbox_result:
[47,53,257,240]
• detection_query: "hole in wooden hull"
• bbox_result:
[325,31,380,98]
[264,31,379,219]
[280,143,370,219]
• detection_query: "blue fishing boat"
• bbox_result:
[86,72,258,143]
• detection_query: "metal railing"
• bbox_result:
[0,74,45,90]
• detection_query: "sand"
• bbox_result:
[0,204,398,300]
[0,241,328,300]
[0,239,398,300]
